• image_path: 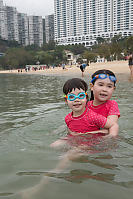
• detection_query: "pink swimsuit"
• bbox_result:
[65,105,107,133]
[65,100,120,147]
[87,100,120,118]
[65,105,107,146]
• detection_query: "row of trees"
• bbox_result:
[86,35,133,62]
[0,35,133,70]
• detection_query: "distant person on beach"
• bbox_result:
[80,63,87,77]
[128,52,133,78]
[62,63,65,70]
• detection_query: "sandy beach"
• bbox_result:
[0,60,130,77]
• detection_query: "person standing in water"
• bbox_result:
[128,52,133,78]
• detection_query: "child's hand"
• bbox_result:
[67,128,73,134]
[99,129,109,134]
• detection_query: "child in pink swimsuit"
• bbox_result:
[88,69,120,138]
[51,78,118,148]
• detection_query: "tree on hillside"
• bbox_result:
[1,48,35,69]
[82,50,97,63]
[126,36,133,53]
[42,41,55,51]
[35,51,54,65]
[65,44,86,55]
[111,34,123,43]
[25,44,41,51]
[110,42,122,60]
[95,43,111,61]
[96,37,105,44]
[54,46,67,65]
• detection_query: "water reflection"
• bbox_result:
[16,155,133,189]
[44,169,133,188]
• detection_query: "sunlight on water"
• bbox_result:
[0,73,133,199]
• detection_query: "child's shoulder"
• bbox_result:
[65,112,72,121]
[87,100,118,106]
[87,100,92,106]
[106,100,118,106]
[87,100,118,109]
[105,100,119,111]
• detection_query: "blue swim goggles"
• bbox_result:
[65,92,87,101]
[91,74,117,83]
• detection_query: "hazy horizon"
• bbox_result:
[3,0,54,17]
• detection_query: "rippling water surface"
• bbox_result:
[0,73,133,199]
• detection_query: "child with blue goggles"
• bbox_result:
[89,69,120,138]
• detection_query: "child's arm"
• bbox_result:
[104,115,119,137]
[67,128,109,135]
[106,115,119,137]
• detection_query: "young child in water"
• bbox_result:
[51,77,118,149]
[88,69,120,138]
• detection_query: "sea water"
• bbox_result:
[0,73,133,199]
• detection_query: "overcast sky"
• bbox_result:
[3,0,54,17]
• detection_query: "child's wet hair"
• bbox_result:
[63,78,88,95]
[90,69,116,101]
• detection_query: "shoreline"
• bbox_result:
[0,60,130,77]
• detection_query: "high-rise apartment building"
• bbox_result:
[0,1,44,46]
[54,0,133,47]
[5,6,19,42]
[45,14,54,43]
[0,0,8,40]
[28,16,43,47]
[18,13,29,46]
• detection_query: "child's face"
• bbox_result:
[66,88,87,117]
[91,78,115,105]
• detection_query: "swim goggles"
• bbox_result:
[91,74,117,83]
[64,92,87,101]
